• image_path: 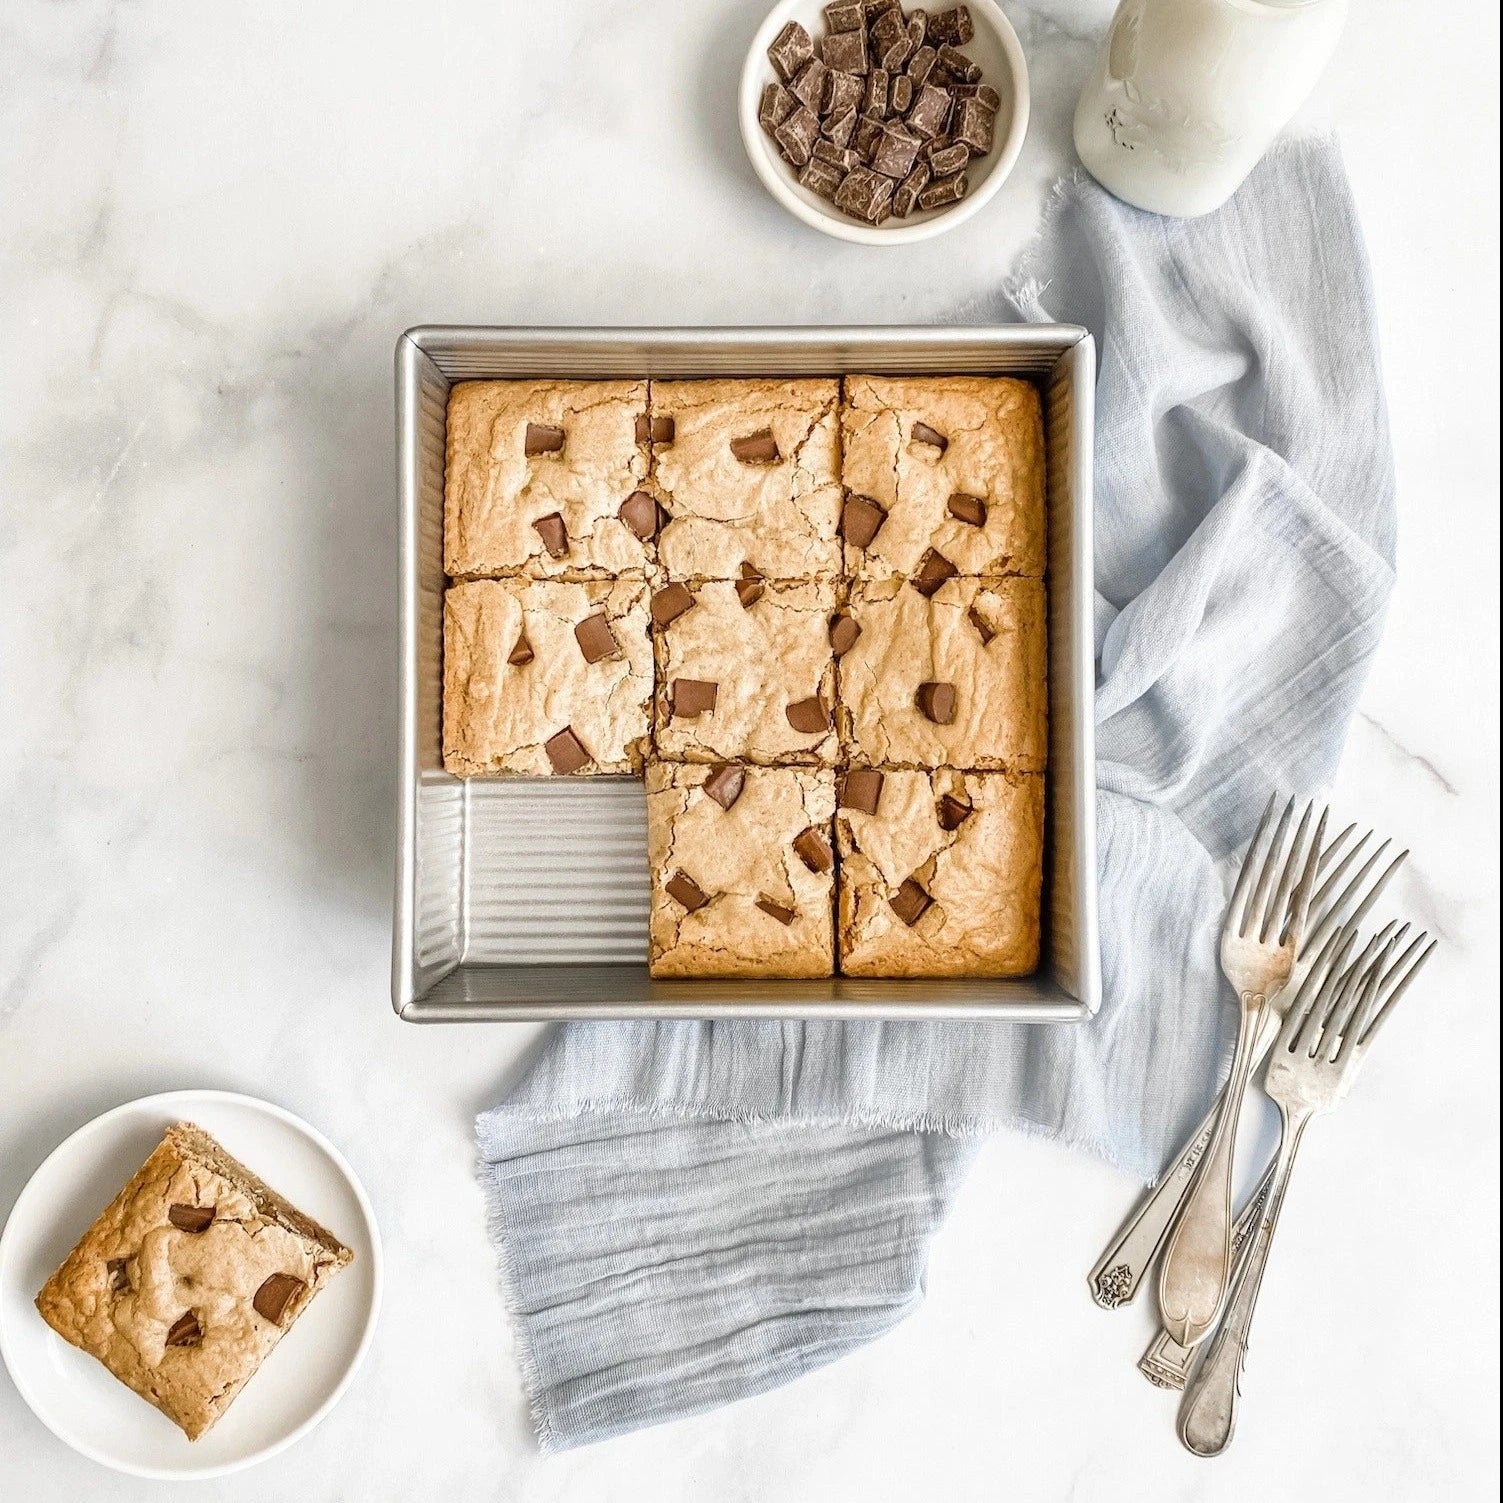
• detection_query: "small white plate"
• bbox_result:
[739,0,1030,245]
[0,1090,381,1481]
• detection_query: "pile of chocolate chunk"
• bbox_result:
[759,3,1000,226]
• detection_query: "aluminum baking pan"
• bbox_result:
[393,326,1098,1021]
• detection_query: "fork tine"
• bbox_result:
[1282,805,1329,947]
[1246,795,1295,938]
[1228,792,1278,936]
[1310,831,1374,921]
[1279,921,1358,1046]
[1357,935,1436,1046]
[1306,840,1407,956]
[1315,822,1358,875]
[1326,931,1403,1062]
[1301,925,1394,1054]
[1262,800,1315,943]
[1286,943,1358,1053]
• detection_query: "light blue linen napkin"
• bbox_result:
[476,137,1397,1452]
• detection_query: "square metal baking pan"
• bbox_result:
[393,326,1098,1022]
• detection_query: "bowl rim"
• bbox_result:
[738,0,1031,246]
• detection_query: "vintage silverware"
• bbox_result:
[1088,820,1405,1311]
[1177,922,1435,1455]
[1158,794,1326,1348]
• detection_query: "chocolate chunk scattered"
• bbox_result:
[910,421,948,451]
[107,1257,131,1292]
[508,628,535,667]
[671,679,719,718]
[864,68,890,117]
[573,612,619,664]
[792,826,834,873]
[911,547,957,596]
[756,896,798,927]
[916,680,957,724]
[650,581,697,626]
[906,82,951,138]
[786,696,829,735]
[947,491,988,526]
[166,1311,202,1347]
[532,512,569,559]
[824,68,866,118]
[908,44,938,87]
[907,10,928,47]
[619,489,661,541]
[968,603,997,645]
[544,726,592,774]
[840,767,885,815]
[775,105,821,167]
[253,1272,306,1327]
[634,413,675,443]
[730,429,781,464]
[800,159,844,199]
[829,610,862,655]
[759,80,796,135]
[168,1204,215,1233]
[790,59,830,112]
[824,105,858,148]
[937,44,981,83]
[523,422,566,457]
[736,561,765,609]
[953,81,1001,110]
[842,493,889,548]
[893,161,931,217]
[666,870,709,912]
[853,112,885,160]
[890,877,933,926]
[873,8,914,69]
[928,140,970,177]
[890,73,914,113]
[823,28,868,73]
[937,793,973,830]
[702,763,746,811]
[930,6,973,46]
[768,20,814,83]
[813,138,861,171]
[826,0,865,30]
[871,122,922,178]
[953,95,994,152]
[918,172,969,209]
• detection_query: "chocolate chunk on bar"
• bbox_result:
[842,493,889,548]
[755,896,797,926]
[829,611,862,655]
[948,491,988,526]
[508,628,535,666]
[918,171,968,209]
[168,1204,215,1232]
[822,27,868,73]
[532,512,569,559]
[890,876,933,926]
[840,767,885,815]
[911,547,957,596]
[730,429,781,464]
[253,1273,306,1327]
[651,581,697,626]
[910,421,948,452]
[702,763,746,811]
[760,80,796,134]
[619,489,661,541]
[916,680,958,724]
[524,422,566,456]
[937,792,974,830]
[544,726,592,773]
[927,140,969,176]
[573,612,619,664]
[671,679,719,718]
[166,1311,202,1347]
[834,165,894,222]
[968,602,997,645]
[735,561,766,609]
[768,20,815,82]
[871,122,922,178]
[826,0,866,30]
[929,6,973,46]
[824,68,866,118]
[666,870,710,912]
[793,825,834,873]
[906,82,951,138]
[953,96,994,153]
[800,159,844,199]
[785,696,829,734]
[776,105,821,166]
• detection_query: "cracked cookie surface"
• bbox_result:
[444,577,653,775]
[838,575,1046,770]
[837,769,1043,977]
[647,762,836,977]
[34,1122,351,1441]
[841,374,1045,579]
[651,379,842,579]
[444,378,650,578]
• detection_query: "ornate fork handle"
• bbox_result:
[1178,1109,1312,1456]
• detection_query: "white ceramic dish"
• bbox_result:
[738,0,1030,244]
[0,1090,381,1481]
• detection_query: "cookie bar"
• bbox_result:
[444,379,650,578]
[444,577,653,776]
[836,768,1043,976]
[651,378,843,579]
[34,1122,352,1442]
[647,762,836,977]
[841,374,1045,580]
[652,577,838,766]
[837,574,1046,770]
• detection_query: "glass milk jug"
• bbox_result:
[1074,0,1348,217]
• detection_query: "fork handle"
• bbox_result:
[1179,1110,1311,1456]
[1158,989,1266,1347]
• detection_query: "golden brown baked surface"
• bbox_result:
[647,762,836,977]
[444,576,653,775]
[841,374,1045,580]
[652,379,842,580]
[837,769,1044,977]
[444,379,649,578]
[837,575,1047,771]
[34,1123,351,1442]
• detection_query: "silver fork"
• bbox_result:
[1158,795,1327,1349]
[1178,923,1435,1455]
[1089,818,1405,1311]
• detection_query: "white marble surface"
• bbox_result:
[1,1,1497,1497]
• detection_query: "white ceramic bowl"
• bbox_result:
[0,1091,382,1481]
[739,0,1030,245]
